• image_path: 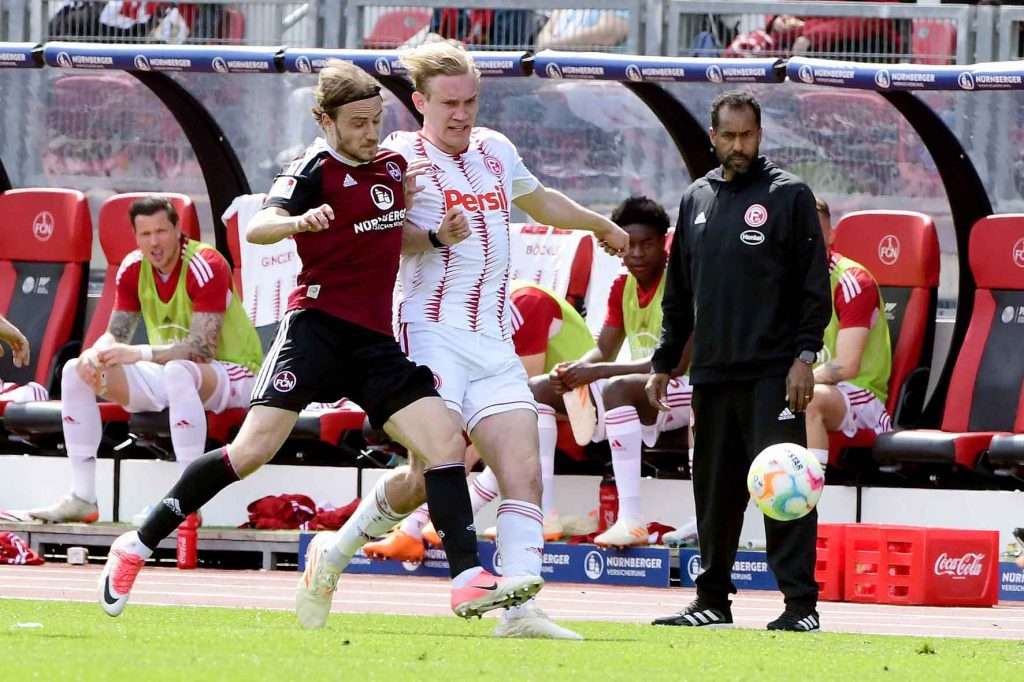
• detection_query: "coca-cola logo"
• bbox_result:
[933,552,985,578]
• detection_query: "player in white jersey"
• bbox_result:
[320,41,628,640]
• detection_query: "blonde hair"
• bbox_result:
[399,40,480,95]
[310,59,381,124]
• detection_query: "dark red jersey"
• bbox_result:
[264,139,407,335]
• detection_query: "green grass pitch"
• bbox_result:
[1,599,1021,681]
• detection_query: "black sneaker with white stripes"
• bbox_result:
[652,599,733,628]
[766,608,820,632]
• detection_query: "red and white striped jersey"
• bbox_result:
[382,127,540,341]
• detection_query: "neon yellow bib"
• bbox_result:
[622,272,665,361]
[511,281,595,372]
[820,255,891,404]
[138,240,263,374]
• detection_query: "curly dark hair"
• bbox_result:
[611,196,670,235]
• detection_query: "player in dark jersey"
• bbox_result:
[98,60,543,626]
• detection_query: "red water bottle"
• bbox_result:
[598,475,618,532]
[176,513,199,570]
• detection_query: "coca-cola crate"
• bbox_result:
[844,525,999,607]
[815,524,846,602]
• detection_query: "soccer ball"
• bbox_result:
[747,443,825,522]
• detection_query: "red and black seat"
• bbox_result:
[825,210,940,467]
[0,189,92,405]
[4,192,199,438]
[872,214,1024,470]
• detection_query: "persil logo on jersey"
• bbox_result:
[443,187,509,213]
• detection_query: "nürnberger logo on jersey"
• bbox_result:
[273,371,296,393]
[385,160,402,182]
[32,211,54,241]
[933,552,985,578]
[443,187,509,213]
[370,184,395,210]
[878,234,900,265]
[483,155,504,178]
[744,203,767,228]
[1012,237,1024,268]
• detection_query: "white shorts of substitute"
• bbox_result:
[122,360,256,414]
[835,381,892,437]
[591,375,692,447]
[400,322,536,431]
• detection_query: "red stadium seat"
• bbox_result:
[4,192,200,437]
[0,188,91,394]
[364,8,431,48]
[872,214,1024,470]
[826,210,940,467]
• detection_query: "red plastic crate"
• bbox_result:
[815,524,846,602]
[844,524,999,607]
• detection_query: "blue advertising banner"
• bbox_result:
[282,49,527,77]
[788,56,1024,92]
[532,51,783,84]
[678,549,779,591]
[0,43,42,69]
[43,41,280,73]
[1000,561,1024,601]
[298,535,670,587]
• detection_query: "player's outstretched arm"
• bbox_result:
[247,205,333,245]
[513,185,628,255]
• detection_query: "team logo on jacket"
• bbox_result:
[386,160,402,182]
[483,154,504,178]
[370,184,395,210]
[1013,238,1024,268]
[744,203,767,228]
[273,371,297,393]
[878,234,900,265]
[740,230,765,246]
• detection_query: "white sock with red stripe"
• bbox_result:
[809,448,828,466]
[605,406,643,522]
[537,404,558,517]
[496,499,544,577]
[61,358,101,504]
[164,361,207,472]
[469,466,499,513]
[325,473,405,570]
[399,503,431,539]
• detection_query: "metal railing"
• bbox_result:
[664,1,974,65]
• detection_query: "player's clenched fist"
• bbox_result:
[295,204,334,233]
[437,207,471,246]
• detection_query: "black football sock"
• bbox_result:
[424,462,482,578]
[137,448,239,550]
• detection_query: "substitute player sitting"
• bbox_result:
[534,196,691,547]
[805,198,892,467]
[32,196,262,524]
[98,61,540,627]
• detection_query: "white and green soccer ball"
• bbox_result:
[747,442,825,522]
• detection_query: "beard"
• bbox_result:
[717,147,758,175]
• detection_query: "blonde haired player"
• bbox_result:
[311,42,627,640]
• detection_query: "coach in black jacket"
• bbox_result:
[646,92,830,632]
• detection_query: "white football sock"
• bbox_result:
[809,448,828,467]
[537,404,558,517]
[325,473,405,570]
[469,466,499,514]
[400,503,431,539]
[61,359,102,503]
[496,499,543,577]
[116,530,154,560]
[165,361,208,471]
[605,406,643,522]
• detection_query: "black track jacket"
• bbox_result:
[651,156,830,384]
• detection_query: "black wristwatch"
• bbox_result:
[797,350,817,366]
[427,230,445,248]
